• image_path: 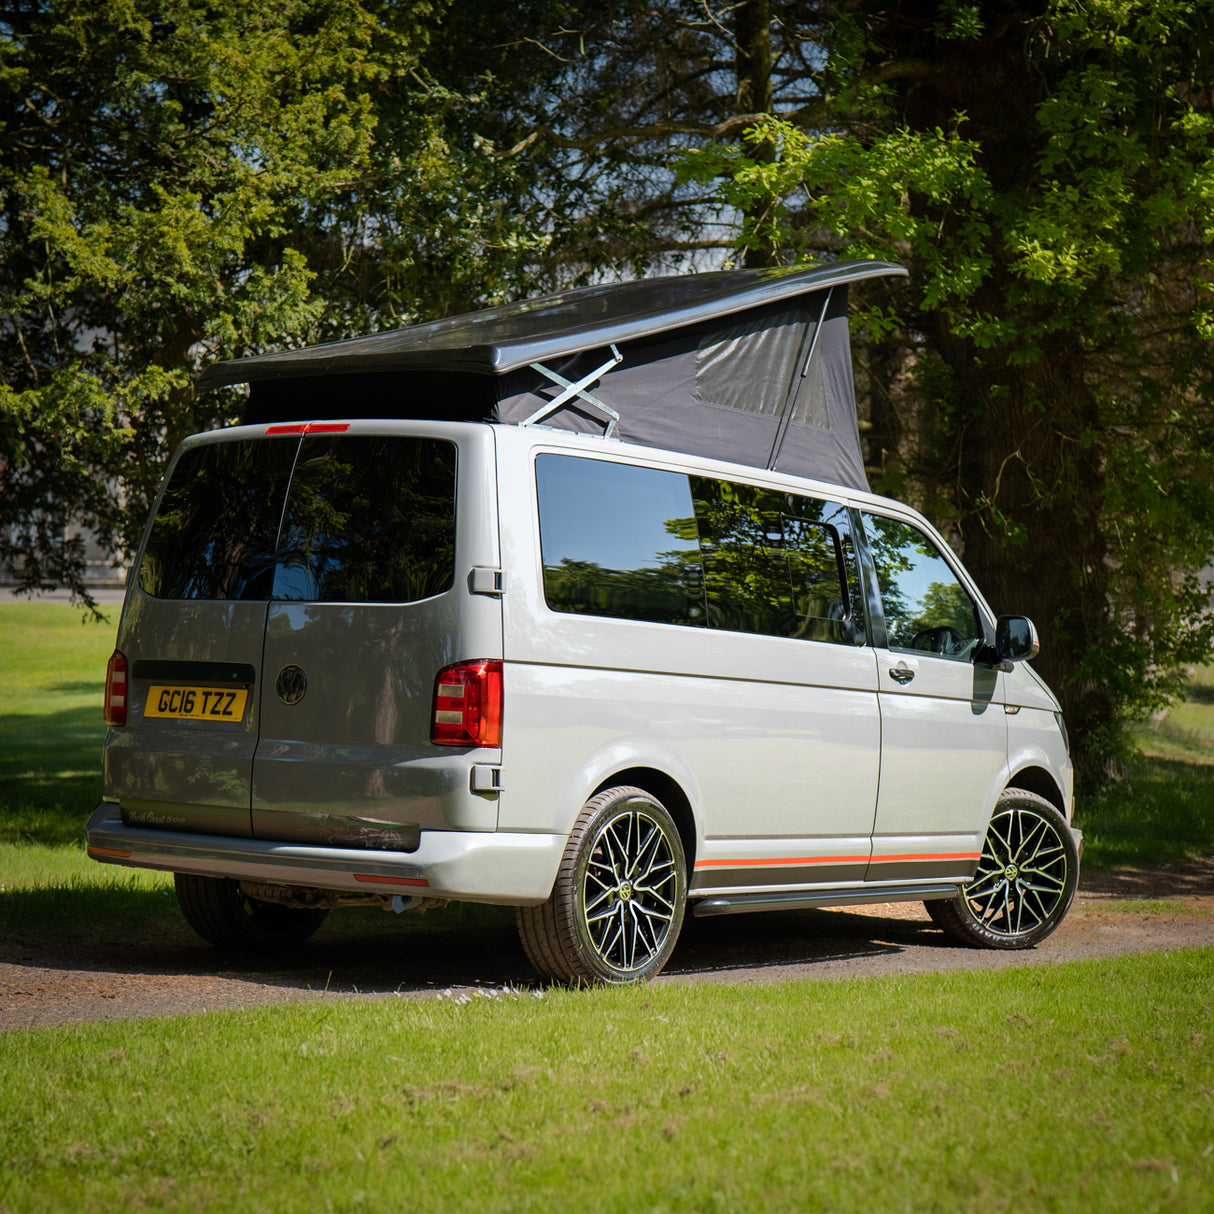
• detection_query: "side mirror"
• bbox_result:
[996,615,1039,663]
[973,616,1039,671]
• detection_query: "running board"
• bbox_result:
[691,883,962,918]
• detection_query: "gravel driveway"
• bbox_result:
[2,860,1211,1032]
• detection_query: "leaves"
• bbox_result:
[685,0,1214,772]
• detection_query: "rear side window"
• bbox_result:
[535,455,703,626]
[140,435,456,604]
[692,478,862,645]
[536,454,863,645]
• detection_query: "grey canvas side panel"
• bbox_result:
[495,288,868,491]
[770,293,869,491]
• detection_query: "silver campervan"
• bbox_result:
[88,262,1079,984]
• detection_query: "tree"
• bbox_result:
[480,0,843,276]
[682,0,1214,775]
[0,0,545,604]
[0,0,830,605]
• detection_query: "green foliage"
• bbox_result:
[681,0,1214,775]
[0,0,551,603]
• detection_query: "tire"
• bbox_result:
[174,873,328,952]
[926,789,1079,950]
[516,785,688,985]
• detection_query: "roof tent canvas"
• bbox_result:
[199,259,907,492]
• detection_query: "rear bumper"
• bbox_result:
[85,802,562,906]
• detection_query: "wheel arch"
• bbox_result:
[1005,765,1065,815]
[591,767,697,871]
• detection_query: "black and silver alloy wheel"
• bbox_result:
[517,785,688,985]
[926,788,1079,950]
[580,799,681,973]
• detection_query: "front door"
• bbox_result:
[859,511,1007,885]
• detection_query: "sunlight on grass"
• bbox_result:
[0,601,117,709]
[1132,663,1214,766]
[1073,664,1214,868]
[2,950,1212,1212]
[0,603,115,830]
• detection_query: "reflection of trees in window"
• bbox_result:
[541,553,702,626]
[537,455,863,646]
[692,478,861,645]
[916,581,978,641]
[139,439,295,600]
[140,436,457,604]
[274,437,456,603]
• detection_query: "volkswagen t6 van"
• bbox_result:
[87,262,1079,984]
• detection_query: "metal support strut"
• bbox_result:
[521,344,624,437]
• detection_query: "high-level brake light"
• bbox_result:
[264,422,351,435]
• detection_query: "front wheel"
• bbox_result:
[926,789,1079,950]
[174,873,328,952]
[517,786,688,985]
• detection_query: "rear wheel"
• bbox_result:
[174,873,328,951]
[926,789,1079,949]
[517,786,687,985]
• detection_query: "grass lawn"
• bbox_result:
[2,603,1213,1212]
[3,950,1213,1213]
[1077,663,1214,867]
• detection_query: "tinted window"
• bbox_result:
[272,436,456,603]
[861,513,982,658]
[139,435,456,604]
[536,454,863,645]
[536,455,703,625]
[693,478,862,645]
[139,438,296,600]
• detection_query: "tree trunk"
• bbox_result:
[734,0,777,268]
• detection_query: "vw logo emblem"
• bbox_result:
[276,665,307,706]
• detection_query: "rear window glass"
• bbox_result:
[140,435,456,603]
[536,455,703,626]
[536,454,863,645]
[138,438,296,601]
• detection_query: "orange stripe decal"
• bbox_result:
[694,855,870,870]
[694,851,980,871]
[868,852,982,863]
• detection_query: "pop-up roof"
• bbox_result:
[199,259,907,492]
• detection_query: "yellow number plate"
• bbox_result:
[146,685,249,722]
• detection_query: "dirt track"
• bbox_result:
[2,860,1211,1032]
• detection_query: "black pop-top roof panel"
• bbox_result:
[196,260,906,387]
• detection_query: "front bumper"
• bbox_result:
[85,802,562,906]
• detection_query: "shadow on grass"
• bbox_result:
[46,680,106,696]
[1078,755,1214,870]
[0,705,106,844]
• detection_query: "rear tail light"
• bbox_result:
[104,650,128,726]
[431,660,503,747]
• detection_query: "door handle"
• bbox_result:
[888,663,915,685]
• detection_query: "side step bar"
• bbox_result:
[691,883,963,918]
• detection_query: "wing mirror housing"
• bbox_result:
[974,615,1040,671]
